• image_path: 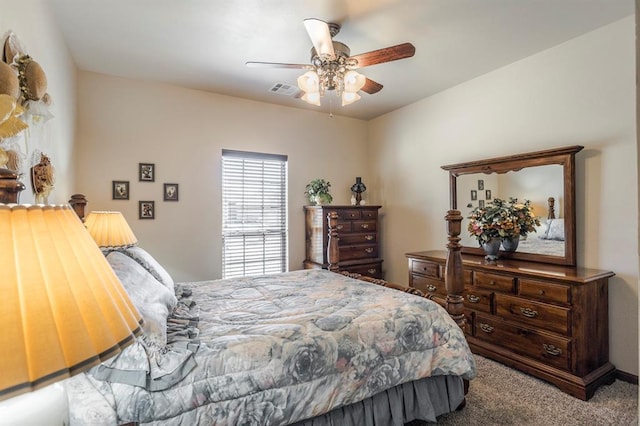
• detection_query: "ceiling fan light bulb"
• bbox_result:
[341,91,361,106]
[302,92,321,106]
[297,71,320,93]
[344,71,366,92]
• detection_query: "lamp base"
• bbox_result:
[0,383,69,425]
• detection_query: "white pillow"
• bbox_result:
[123,246,175,293]
[545,218,565,241]
[107,251,177,348]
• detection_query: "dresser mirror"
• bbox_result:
[441,145,583,266]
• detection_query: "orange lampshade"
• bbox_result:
[0,204,142,401]
[85,211,138,248]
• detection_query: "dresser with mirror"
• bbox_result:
[406,146,616,400]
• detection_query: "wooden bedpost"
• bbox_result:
[547,197,556,220]
[327,211,340,272]
[68,193,88,222]
[445,209,465,328]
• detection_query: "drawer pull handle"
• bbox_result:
[467,294,480,303]
[543,344,562,356]
[426,285,437,292]
[365,248,374,254]
[520,307,538,318]
[367,269,377,274]
[364,235,374,241]
[361,224,369,229]
[336,225,344,230]
[479,323,494,333]
[490,280,496,285]
[538,290,545,295]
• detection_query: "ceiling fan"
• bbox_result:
[246,19,415,107]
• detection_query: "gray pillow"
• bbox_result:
[545,219,565,241]
[107,251,177,348]
[123,246,175,293]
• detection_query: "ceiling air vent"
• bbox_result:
[270,83,301,97]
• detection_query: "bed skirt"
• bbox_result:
[292,375,465,426]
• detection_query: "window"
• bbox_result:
[222,150,288,278]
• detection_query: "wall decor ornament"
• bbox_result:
[112,180,129,200]
[139,163,154,182]
[163,183,179,201]
[139,200,155,219]
[31,152,54,203]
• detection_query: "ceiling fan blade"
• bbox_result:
[303,18,336,60]
[361,78,383,94]
[350,42,416,68]
[246,61,312,70]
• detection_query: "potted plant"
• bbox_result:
[305,178,333,205]
[503,197,541,251]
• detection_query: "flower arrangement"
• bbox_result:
[467,197,540,244]
[305,178,333,204]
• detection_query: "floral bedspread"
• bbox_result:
[69,269,475,425]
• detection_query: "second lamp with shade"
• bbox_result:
[297,69,366,107]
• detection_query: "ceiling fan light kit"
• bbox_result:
[246,18,415,108]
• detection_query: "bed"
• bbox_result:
[63,200,475,426]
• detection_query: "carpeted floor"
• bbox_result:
[430,355,638,426]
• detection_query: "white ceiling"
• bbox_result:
[49,0,633,121]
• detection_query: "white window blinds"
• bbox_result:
[222,150,288,278]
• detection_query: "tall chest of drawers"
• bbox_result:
[304,205,383,278]
[406,250,616,400]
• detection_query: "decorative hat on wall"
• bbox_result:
[0,94,27,139]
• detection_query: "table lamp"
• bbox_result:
[0,204,142,424]
[84,210,138,248]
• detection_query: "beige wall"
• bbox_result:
[368,17,638,375]
[1,0,77,204]
[74,73,369,282]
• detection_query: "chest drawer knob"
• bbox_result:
[336,225,344,230]
[361,224,369,229]
[364,248,374,253]
[426,284,437,292]
[367,268,377,274]
[490,280,496,285]
[467,294,481,303]
[520,307,538,318]
[543,344,562,356]
[364,235,374,241]
[479,323,494,334]
[538,290,545,295]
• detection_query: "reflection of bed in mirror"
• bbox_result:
[513,197,565,257]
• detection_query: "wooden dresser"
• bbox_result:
[304,205,383,278]
[406,250,616,400]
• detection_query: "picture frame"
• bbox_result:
[139,163,155,182]
[470,190,477,201]
[486,189,492,200]
[139,200,155,219]
[112,180,129,200]
[163,183,179,201]
[478,199,485,208]
[477,179,485,190]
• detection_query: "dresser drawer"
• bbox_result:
[519,278,570,305]
[360,209,378,220]
[333,221,352,232]
[495,294,570,335]
[410,260,440,278]
[339,233,377,245]
[344,262,382,279]
[339,209,361,220]
[474,271,515,293]
[339,245,378,261]
[411,275,445,297]
[353,220,376,232]
[475,314,571,371]
[463,287,492,314]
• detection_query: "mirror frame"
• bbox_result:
[441,145,583,266]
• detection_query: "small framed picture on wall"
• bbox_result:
[139,163,155,182]
[478,199,485,208]
[139,200,155,219]
[163,183,179,201]
[477,179,485,190]
[112,180,129,200]
[486,189,492,200]
[470,190,477,201]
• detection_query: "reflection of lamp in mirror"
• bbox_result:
[350,177,367,206]
[0,204,142,423]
